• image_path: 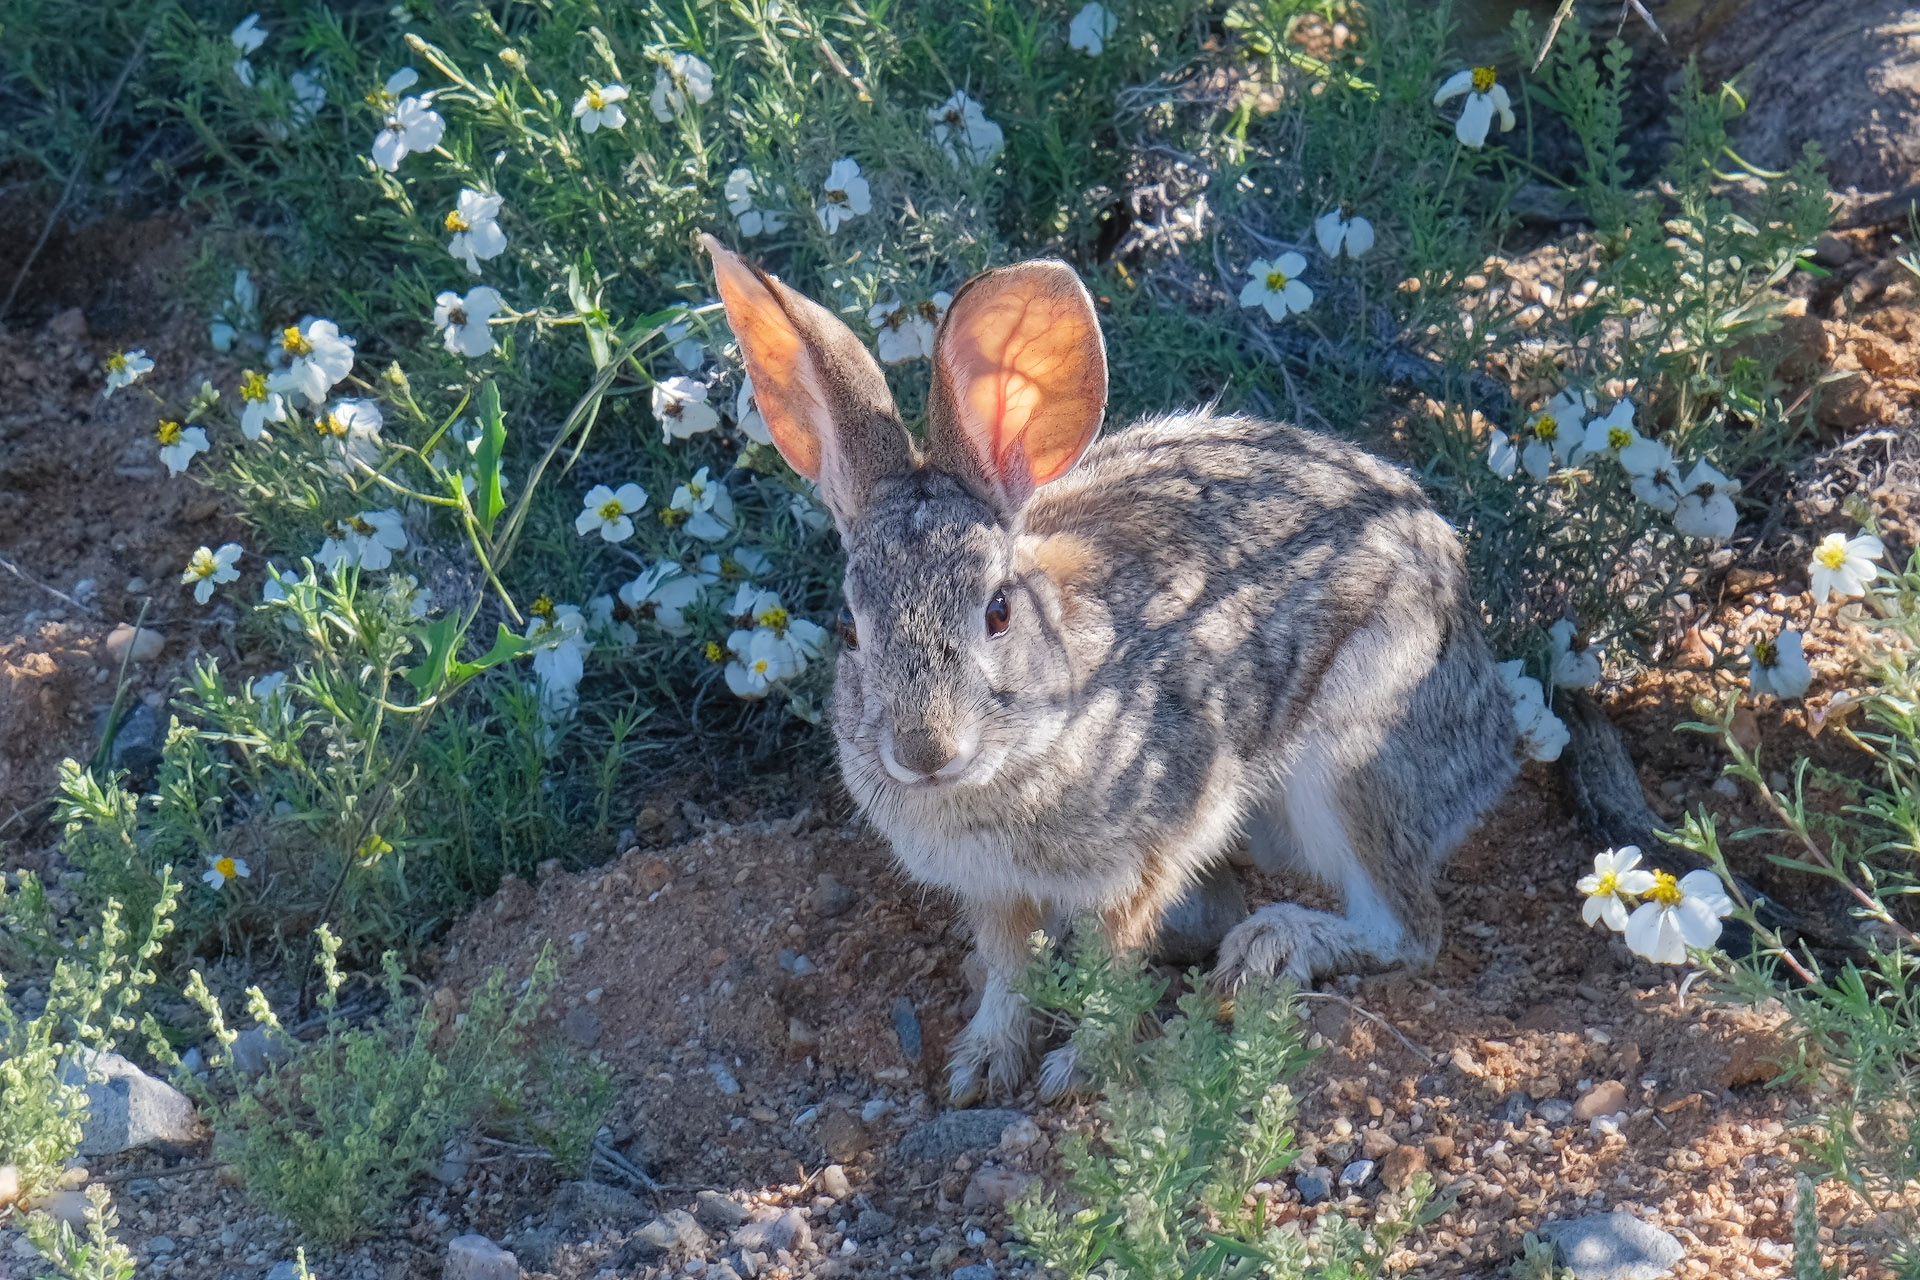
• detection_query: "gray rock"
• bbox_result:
[1491,1091,1533,1126]
[633,1209,710,1257]
[446,1233,519,1280]
[895,1109,1026,1162]
[853,1208,895,1240]
[33,1191,94,1228]
[107,702,165,778]
[891,997,922,1063]
[227,1026,293,1076]
[953,1266,996,1280]
[708,1263,743,1280]
[1294,1166,1333,1204]
[808,874,854,917]
[731,1208,809,1254]
[1536,1098,1576,1127]
[695,1190,749,1230]
[561,1006,602,1049]
[706,1062,741,1095]
[264,1262,304,1280]
[551,1179,647,1228]
[59,1050,200,1155]
[511,1227,558,1272]
[146,1236,176,1254]
[1538,1211,1686,1280]
[1338,1159,1375,1189]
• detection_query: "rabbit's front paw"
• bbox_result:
[946,995,1033,1107]
[1212,902,1324,989]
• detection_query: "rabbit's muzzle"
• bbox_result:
[878,716,982,785]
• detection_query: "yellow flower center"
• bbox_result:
[1648,870,1682,908]
[1607,426,1632,451]
[187,549,217,578]
[586,87,607,110]
[530,594,556,621]
[757,606,790,633]
[156,420,183,445]
[240,369,268,402]
[662,399,684,418]
[719,557,743,578]
[703,640,724,662]
[1265,269,1289,291]
[880,308,907,330]
[917,300,941,321]
[446,305,468,327]
[1754,638,1778,666]
[215,856,237,879]
[320,411,349,437]
[281,326,313,357]
[659,508,688,527]
[752,657,771,675]
[597,497,626,520]
[106,352,129,373]
[356,834,392,860]
[1590,869,1619,898]
[348,516,377,536]
[1815,539,1849,570]
[444,209,470,232]
[1534,413,1558,441]
[1471,66,1497,94]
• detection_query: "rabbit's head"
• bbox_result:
[705,235,1107,793]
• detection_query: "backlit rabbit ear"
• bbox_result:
[927,259,1107,517]
[702,234,913,527]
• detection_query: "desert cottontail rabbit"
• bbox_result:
[704,236,1518,1104]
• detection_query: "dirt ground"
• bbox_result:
[1,207,1916,1280]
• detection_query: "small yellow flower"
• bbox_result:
[703,640,724,662]
[530,594,556,621]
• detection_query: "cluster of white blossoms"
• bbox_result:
[1736,529,1886,701]
[1500,659,1569,763]
[724,168,786,238]
[1239,208,1375,324]
[650,53,714,123]
[722,585,829,699]
[1577,846,1734,965]
[370,68,445,171]
[1488,391,1742,541]
[317,509,409,572]
[870,293,952,365]
[523,596,592,724]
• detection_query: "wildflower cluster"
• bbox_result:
[1576,846,1733,964]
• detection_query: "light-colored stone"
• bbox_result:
[1572,1080,1629,1123]
[445,1233,520,1280]
[694,1189,748,1230]
[0,1165,19,1207]
[1379,1145,1428,1192]
[59,1050,200,1155]
[104,625,164,664]
[731,1207,809,1254]
[1539,1211,1686,1280]
[963,1165,1037,1210]
[818,1164,852,1200]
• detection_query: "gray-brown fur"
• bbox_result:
[704,242,1520,1103]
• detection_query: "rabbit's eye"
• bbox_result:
[984,588,1010,638]
[836,605,858,650]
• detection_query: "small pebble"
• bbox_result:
[1338,1159,1374,1189]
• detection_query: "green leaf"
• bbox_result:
[473,381,508,536]
[403,620,532,696]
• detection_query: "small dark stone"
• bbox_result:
[107,702,165,780]
[952,1266,996,1280]
[1294,1167,1333,1204]
[853,1208,896,1240]
[695,1190,749,1230]
[1538,1210,1686,1280]
[809,873,854,917]
[817,1107,870,1163]
[562,1005,602,1048]
[1491,1090,1533,1126]
[891,996,922,1063]
[512,1227,559,1272]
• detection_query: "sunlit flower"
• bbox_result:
[372,90,444,171]
[1622,437,1682,513]
[1624,869,1733,964]
[1520,388,1594,478]
[524,596,590,720]
[734,376,772,446]
[182,543,242,604]
[668,466,735,540]
[572,82,629,133]
[1500,659,1569,763]
[649,53,714,122]
[1313,209,1375,259]
[1577,846,1656,932]
[444,189,507,275]
[1239,254,1313,320]
[1434,65,1514,148]
[202,854,252,889]
[317,398,384,474]
[725,626,803,698]
[269,318,355,405]
[1068,2,1117,54]
[289,68,326,123]
[1747,629,1811,699]
[317,509,407,573]
[724,167,788,238]
[231,13,266,86]
[237,369,286,440]
[1809,531,1884,603]
[653,375,720,441]
[1549,619,1601,689]
[816,158,872,234]
[156,420,209,475]
[619,562,708,637]
[586,594,638,646]
[1578,399,1643,463]
[576,482,647,542]
[698,547,771,581]
[929,91,1004,166]
[870,293,952,365]
[1487,428,1518,479]
[103,349,153,397]
[433,286,503,358]
[1672,461,1740,540]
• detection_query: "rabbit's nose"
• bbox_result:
[880,720,979,784]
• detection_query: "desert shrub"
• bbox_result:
[20,1185,139,1280]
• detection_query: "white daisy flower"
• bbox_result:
[317,398,385,474]
[433,287,503,358]
[734,376,772,446]
[1579,399,1643,463]
[619,562,708,637]
[1672,461,1740,540]
[1747,629,1811,699]
[1313,209,1375,259]
[1500,659,1569,763]
[1520,388,1594,478]
[1624,869,1733,964]
[725,626,803,698]
[653,375,720,441]
[156,420,209,475]
[649,53,714,122]
[269,318,355,406]
[586,594,639,645]
[237,369,287,440]
[698,547,771,581]
[231,13,266,86]
[103,349,153,397]
[1239,254,1313,320]
[928,90,1004,166]
[182,543,242,604]
[524,597,590,719]
[1549,619,1601,689]
[1434,65,1515,148]
[372,93,445,171]
[1487,428,1519,479]
[317,509,408,573]
[1577,846,1657,932]
[576,482,647,542]
[202,853,252,889]
[816,158,872,234]
[724,167,788,238]
[572,82,629,133]
[445,189,507,275]
[1809,531,1884,603]
[1068,2,1117,55]
[1622,438,1683,513]
[668,466,735,540]
[869,293,952,365]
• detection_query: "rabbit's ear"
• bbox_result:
[928,259,1107,516]
[703,234,913,526]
